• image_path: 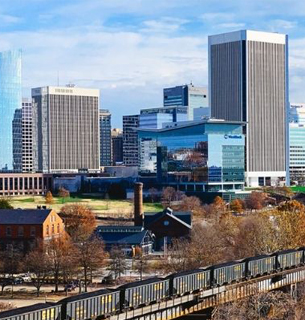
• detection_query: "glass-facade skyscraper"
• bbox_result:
[0,50,22,171]
[163,84,208,121]
[138,120,245,193]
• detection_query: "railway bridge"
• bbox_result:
[107,266,305,320]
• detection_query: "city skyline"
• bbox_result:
[0,0,305,126]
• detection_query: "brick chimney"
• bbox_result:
[134,182,143,226]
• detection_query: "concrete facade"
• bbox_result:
[32,86,100,173]
[0,173,53,196]
[209,30,289,187]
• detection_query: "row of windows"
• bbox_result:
[5,226,36,237]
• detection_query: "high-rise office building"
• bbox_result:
[111,129,123,165]
[21,98,33,172]
[99,109,112,166]
[32,86,100,173]
[139,106,188,129]
[123,115,139,166]
[13,98,33,172]
[209,30,289,187]
[289,104,305,182]
[163,84,208,121]
[289,123,305,182]
[12,108,22,172]
[0,50,22,171]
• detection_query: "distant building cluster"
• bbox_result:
[0,29,302,200]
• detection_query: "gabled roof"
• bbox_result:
[0,209,52,225]
[144,208,192,229]
[95,226,154,245]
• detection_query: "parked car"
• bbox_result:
[20,274,32,283]
[12,277,24,285]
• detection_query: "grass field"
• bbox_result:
[290,186,305,193]
[9,196,162,217]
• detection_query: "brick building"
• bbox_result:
[0,209,65,252]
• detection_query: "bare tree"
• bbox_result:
[46,234,76,292]
[133,248,150,281]
[0,246,22,297]
[25,245,51,296]
[148,188,158,203]
[174,196,204,217]
[161,187,184,207]
[212,291,296,320]
[75,236,107,292]
[108,246,128,282]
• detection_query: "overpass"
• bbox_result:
[107,266,305,320]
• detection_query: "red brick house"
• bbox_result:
[0,209,65,252]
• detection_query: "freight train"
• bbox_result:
[0,248,304,320]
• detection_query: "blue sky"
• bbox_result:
[1,0,305,126]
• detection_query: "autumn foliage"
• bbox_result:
[45,191,54,204]
[164,198,305,273]
[60,204,96,241]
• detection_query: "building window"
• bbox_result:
[30,226,36,237]
[6,226,11,237]
[46,225,49,236]
[52,224,54,234]
[163,221,169,226]
[57,224,60,233]
[18,226,24,237]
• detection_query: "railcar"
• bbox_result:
[119,278,170,310]
[167,268,211,296]
[0,303,60,320]
[246,254,276,278]
[277,249,304,270]
[59,289,120,320]
[212,261,246,287]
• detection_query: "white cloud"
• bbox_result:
[142,17,189,33]
[216,22,245,29]
[269,19,297,31]
[0,25,207,125]
[0,14,22,25]
[200,12,235,22]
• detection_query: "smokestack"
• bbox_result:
[134,182,143,226]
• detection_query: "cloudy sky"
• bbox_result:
[1,0,305,126]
